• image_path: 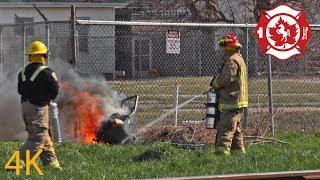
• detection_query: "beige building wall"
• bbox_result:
[0,2,125,75]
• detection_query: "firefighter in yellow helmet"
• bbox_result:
[18,41,62,170]
[211,33,248,156]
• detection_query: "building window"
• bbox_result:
[77,17,90,52]
[15,15,34,36]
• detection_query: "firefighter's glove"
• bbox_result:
[114,118,124,126]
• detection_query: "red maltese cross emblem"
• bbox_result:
[255,5,312,60]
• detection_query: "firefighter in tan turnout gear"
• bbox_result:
[211,33,248,156]
[18,41,62,170]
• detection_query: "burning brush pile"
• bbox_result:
[56,71,133,145]
[142,124,216,146]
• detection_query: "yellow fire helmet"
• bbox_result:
[27,41,48,55]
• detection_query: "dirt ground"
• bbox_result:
[142,123,265,146]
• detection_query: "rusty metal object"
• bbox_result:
[94,96,138,145]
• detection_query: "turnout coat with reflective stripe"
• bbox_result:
[211,52,248,110]
[18,62,59,106]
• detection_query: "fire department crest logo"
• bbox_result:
[255,5,312,60]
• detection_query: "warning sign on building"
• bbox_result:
[166,30,180,54]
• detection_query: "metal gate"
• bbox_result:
[132,37,152,78]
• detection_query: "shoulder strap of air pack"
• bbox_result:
[30,66,48,81]
[21,69,27,82]
[21,66,48,82]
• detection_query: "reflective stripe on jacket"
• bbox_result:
[211,52,248,110]
[18,63,59,106]
[21,65,48,82]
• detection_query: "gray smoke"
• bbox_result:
[51,61,129,141]
[0,71,27,141]
[0,60,129,142]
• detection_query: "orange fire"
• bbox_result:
[60,82,105,144]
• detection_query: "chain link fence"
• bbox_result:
[0,22,72,76]
[0,20,319,138]
[77,20,320,137]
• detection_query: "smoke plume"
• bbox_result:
[52,61,129,142]
[0,60,129,142]
[0,72,27,141]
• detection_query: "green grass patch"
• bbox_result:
[110,77,320,105]
[110,76,320,96]
[137,93,320,106]
[135,108,167,124]
[1,131,320,179]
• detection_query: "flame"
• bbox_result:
[60,82,105,144]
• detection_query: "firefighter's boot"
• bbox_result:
[232,148,246,155]
[215,146,231,156]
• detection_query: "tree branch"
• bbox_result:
[184,0,200,21]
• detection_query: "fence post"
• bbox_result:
[198,34,202,76]
[71,5,77,67]
[267,55,275,139]
[243,27,249,128]
[45,23,50,64]
[0,27,2,81]
[173,84,180,126]
[71,5,79,141]
[22,25,27,67]
[131,38,136,79]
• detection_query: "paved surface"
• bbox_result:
[157,170,320,180]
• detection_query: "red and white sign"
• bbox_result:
[166,30,180,54]
[255,5,312,60]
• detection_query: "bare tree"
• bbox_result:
[130,0,235,22]
[244,0,320,23]
[185,0,235,22]
[129,0,319,23]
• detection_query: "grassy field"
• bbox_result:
[110,76,320,107]
[110,76,320,95]
[1,131,320,179]
[108,76,320,127]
